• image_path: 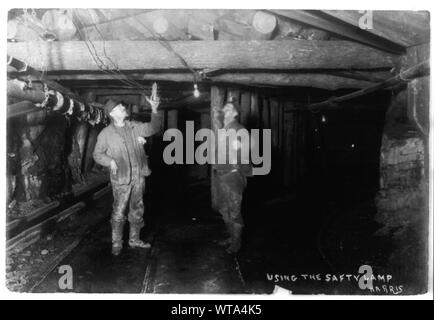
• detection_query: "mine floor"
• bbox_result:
[9,179,423,295]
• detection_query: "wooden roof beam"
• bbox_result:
[46,72,383,91]
[8,40,398,72]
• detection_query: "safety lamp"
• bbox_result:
[193,84,200,98]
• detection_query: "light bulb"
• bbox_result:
[193,84,200,98]
[321,114,326,123]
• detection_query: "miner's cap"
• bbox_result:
[225,98,241,116]
[104,99,123,116]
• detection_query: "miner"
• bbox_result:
[93,95,161,256]
[214,100,252,254]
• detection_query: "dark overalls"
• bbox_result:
[214,120,252,253]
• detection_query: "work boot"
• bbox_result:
[226,223,243,254]
[111,220,124,256]
[128,224,151,249]
[112,243,122,256]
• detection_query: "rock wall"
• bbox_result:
[374,83,428,288]
[7,110,99,207]
[376,136,425,213]
[8,112,71,202]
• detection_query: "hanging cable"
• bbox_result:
[71,9,147,91]
[83,12,148,90]
[131,16,205,98]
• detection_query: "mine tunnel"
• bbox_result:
[6,9,430,295]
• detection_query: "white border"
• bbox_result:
[1,0,432,301]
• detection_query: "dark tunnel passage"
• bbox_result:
[139,88,396,294]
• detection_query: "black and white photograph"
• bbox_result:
[2,2,433,301]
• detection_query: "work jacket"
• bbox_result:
[93,112,162,185]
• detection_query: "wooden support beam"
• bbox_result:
[151,15,188,40]
[326,70,391,83]
[210,86,226,210]
[42,10,78,41]
[80,10,189,41]
[250,93,260,128]
[406,45,429,137]
[261,98,270,129]
[71,9,150,27]
[8,40,398,72]
[210,73,376,90]
[322,10,430,48]
[309,60,430,110]
[160,92,210,110]
[282,102,295,188]
[252,11,277,39]
[240,92,251,127]
[273,16,303,40]
[49,72,382,90]
[270,99,280,149]
[216,11,277,40]
[268,10,406,54]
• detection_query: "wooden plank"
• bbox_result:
[167,110,179,129]
[322,10,430,47]
[187,19,214,40]
[406,45,430,137]
[252,11,277,39]
[161,92,210,110]
[8,40,398,72]
[6,201,60,234]
[71,9,148,27]
[240,92,251,127]
[80,10,189,40]
[269,10,406,54]
[261,98,270,129]
[210,86,226,211]
[216,18,253,40]
[270,99,280,149]
[213,73,377,90]
[269,99,280,183]
[283,104,295,188]
[250,93,260,128]
[7,202,85,253]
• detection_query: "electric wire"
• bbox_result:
[71,9,147,91]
